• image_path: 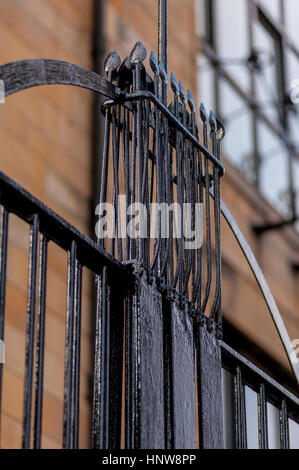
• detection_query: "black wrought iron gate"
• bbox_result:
[0,0,298,450]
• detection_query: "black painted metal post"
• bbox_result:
[170,302,197,448]
[196,320,224,449]
[0,206,8,440]
[126,267,165,449]
[23,214,39,449]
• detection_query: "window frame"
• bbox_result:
[198,0,299,220]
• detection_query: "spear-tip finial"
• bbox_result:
[178,81,187,104]
[104,50,121,79]
[130,41,147,64]
[209,110,217,132]
[199,102,208,123]
[216,117,225,141]
[159,61,167,83]
[187,90,195,113]
[170,72,179,95]
[149,51,159,75]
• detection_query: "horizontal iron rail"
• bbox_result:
[123,90,225,175]
[221,341,299,421]
[0,171,128,280]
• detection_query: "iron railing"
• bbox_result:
[0,171,129,449]
[97,43,225,331]
[221,342,299,449]
[0,42,298,450]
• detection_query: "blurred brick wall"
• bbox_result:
[0,0,94,448]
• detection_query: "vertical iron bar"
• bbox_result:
[123,107,131,261]
[280,399,289,449]
[168,146,174,284]
[23,213,39,449]
[258,383,268,449]
[160,114,171,279]
[33,234,48,449]
[179,87,187,293]
[135,63,144,262]
[142,99,151,266]
[151,99,162,273]
[125,289,141,449]
[72,259,82,449]
[158,0,168,102]
[111,105,123,260]
[201,115,212,313]
[210,125,222,327]
[99,105,111,251]
[92,266,109,449]
[0,206,8,433]
[125,294,133,448]
[130,91,137,260]
[63,241,77,448]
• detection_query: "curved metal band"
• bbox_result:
[0,59,119,100]
[220,198,299,385]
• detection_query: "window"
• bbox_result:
[257,119,290,215]
[215,0,250,90]
[196,0,299,221]
[197,55,216,113]
[253,11,285,122]
[219,80,255,182]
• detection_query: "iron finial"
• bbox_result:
[130,41,147,64]
[170,72,179,95]
[209,110,217,132]
[199,102,208,123]
[216,117,226,141]
[187,90,195,113]
[159,61,167,83]
[178,81,187,104]
[104,50,121,80]
[149,51,159,75]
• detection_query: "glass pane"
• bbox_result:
[257,120,290,216]
[221,369,234,449]
[267,402,280,449]
[252,20,279,121]
[245,386,259,449]
[195,0,206,37]
[214,0,250,90]
[289,419,299,449]
[219,80,255,180]
[284,0,299,46]
[197,55,215,112]
[258,0,281,22]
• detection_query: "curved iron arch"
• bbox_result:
[220,198,299,384]
[0,58,119,100]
